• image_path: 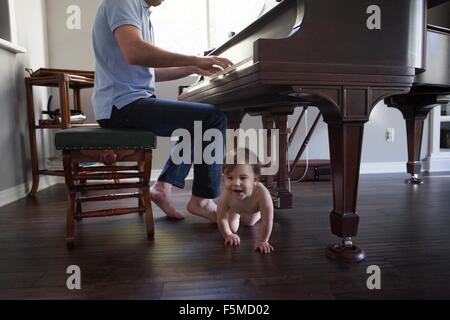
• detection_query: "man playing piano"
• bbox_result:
[92,0,233,221]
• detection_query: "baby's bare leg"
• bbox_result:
[228,212,240,233]
[241,211,261,227]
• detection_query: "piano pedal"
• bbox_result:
[326,237,366,263]
[405,174,423,185]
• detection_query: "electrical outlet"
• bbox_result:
[386,128,395,143]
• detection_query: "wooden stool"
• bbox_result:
[55,128,156,246]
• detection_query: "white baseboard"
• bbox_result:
[0,161,413,208]
[0,176,61,207]
[359,161,406,174]
[156,163,413,177]
[5,161,439,208]
[0,169,194,208]
[357,159,450,175]
[423,153,450,172]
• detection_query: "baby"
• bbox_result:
[216,148,274,254]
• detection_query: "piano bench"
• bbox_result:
[55,128,157,246]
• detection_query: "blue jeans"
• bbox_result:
[98,97,227,199]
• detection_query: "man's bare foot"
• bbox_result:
[187,196,217,223]
[150,182,184,220]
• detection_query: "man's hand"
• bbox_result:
[193,56,233,77]
[224,234,240,247]
[255,241,274,254]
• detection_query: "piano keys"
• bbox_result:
[179,0,445,262]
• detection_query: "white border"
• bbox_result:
[359,161,406,174]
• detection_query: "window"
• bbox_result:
[150,0,277,56]
[151,0,208,56]
[208,0,267,49]
[0,0,26,53]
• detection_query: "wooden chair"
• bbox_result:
[55,128,156,246]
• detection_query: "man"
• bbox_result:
[92,0,233,221]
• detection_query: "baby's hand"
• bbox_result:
[224,234,240,247]
[255,241,274,254]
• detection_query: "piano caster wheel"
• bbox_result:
[405,175,423,185]
[326,238,366,263]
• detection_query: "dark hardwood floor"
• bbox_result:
[1,173,450,300]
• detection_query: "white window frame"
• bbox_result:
[0,0,26,53]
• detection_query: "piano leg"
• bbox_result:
[291,85,413,262]
[404,117,426,185]
[325,122,366,263]
[225,110,244,131]
[386,96,438,185]
[272,113,293,209]
[224,110,244,152]
[262,114,275,191]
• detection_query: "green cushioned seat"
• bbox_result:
[55,128,156,150]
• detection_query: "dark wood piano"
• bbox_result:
[386,0,450,184]
[179,0,450,262]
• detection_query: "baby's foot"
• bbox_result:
[187,196,217,223]
[241,211,261,227]
[150,182,184,220]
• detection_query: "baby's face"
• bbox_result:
[223,165,257,200]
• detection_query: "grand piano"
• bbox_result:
[179,0,450,262]
[386,0,450,184]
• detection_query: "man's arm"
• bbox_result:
[155,64,223,82]
[114,25,232,74]
[155,67,196,82]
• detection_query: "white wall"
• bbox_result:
[0,0,51,205]
[45,0,100,123]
